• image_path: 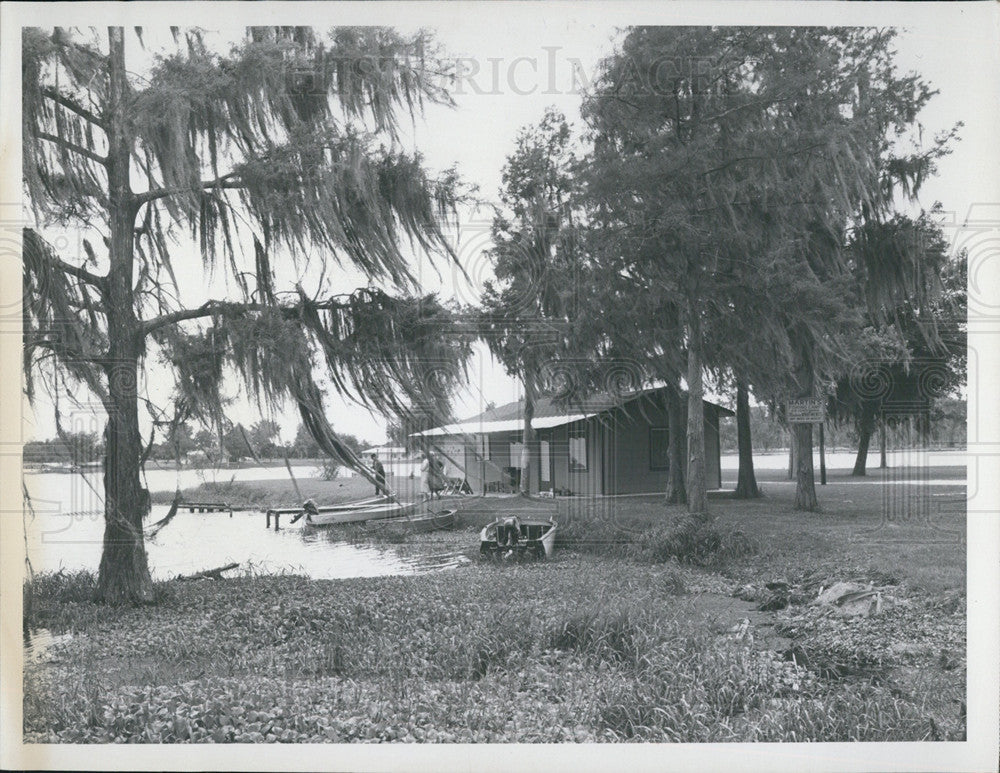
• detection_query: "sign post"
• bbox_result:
[819,422,826,485]
[786,398,827,484]
[786,398,826,424]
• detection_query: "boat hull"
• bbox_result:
[305,500,416,526]
[404,509,457,532]
[311,495,391,512]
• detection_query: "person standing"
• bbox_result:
[432,455,446,497]
[370,453,387,496]
[419,451,432,501]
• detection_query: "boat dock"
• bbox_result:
[183,501,234,516]
[265,507,302,530]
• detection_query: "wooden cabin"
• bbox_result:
[412,387,733,496]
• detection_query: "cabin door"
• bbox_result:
[539,439,552,493]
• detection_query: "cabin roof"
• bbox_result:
[411,386,732,438]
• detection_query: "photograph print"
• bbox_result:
[3,2,998,771]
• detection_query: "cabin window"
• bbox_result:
[649,427,670,471]
[568,426,588,471]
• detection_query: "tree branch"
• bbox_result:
[34,131,107,166]
[697,141,827,178]
[134,174,243,206]
[140,300,267,338]
[25,228,107,288]
[53,255,106,288]
[139,292,361,339]
[41,87,107,129]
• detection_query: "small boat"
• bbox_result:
[309,495,391,512]
[303,499,417,526]
[479,515,557,559]
[402,508,457,532]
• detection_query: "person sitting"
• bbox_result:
[498,515,520,548]
[302,498,319,522]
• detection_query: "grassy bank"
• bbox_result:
[24,556,964,743]
[151,473,422,510]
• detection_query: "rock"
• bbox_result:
[889,641,926,657]
[735,584,758,601]
[812,581,868,606]
[811,581,888,617]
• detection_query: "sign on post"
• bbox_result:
[786,398,826,424]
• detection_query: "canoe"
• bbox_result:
[402,508,457,532]
[304,500,417,526]
[311,495,391,512]
[479,515,557,559]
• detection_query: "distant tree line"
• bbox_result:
[23,432,104,465]
[139,419,366,465]
[718,398,966,455]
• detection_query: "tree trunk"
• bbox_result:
[791,328,818,511]
[792,422,817,510]
[851,405,876,477]
[665,383,686,505]
[520,379,535,496]
[787,431,794,479]
[95,27,153,605]
[685,296,708,517]
[879,419,887,468]
[734,378,760,498]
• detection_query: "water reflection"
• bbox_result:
[24,628,74,663]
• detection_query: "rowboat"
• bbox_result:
[479,515,557,559]
[402,508,457,532]
[309,495,390,511]
[303,499,417,526]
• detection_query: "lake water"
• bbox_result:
[22,466,470,580]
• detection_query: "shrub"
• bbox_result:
[629,516,757,567]
[27,569,98,605]
[547,609,647,669]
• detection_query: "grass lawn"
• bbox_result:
[26,460,965,743]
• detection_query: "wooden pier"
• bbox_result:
[183,501,233,516]
[265,507,302,530]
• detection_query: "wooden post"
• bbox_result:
[819,422,827,485]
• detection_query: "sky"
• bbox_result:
[15,3,1000,448]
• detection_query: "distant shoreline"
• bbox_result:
[23,458,327,474]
